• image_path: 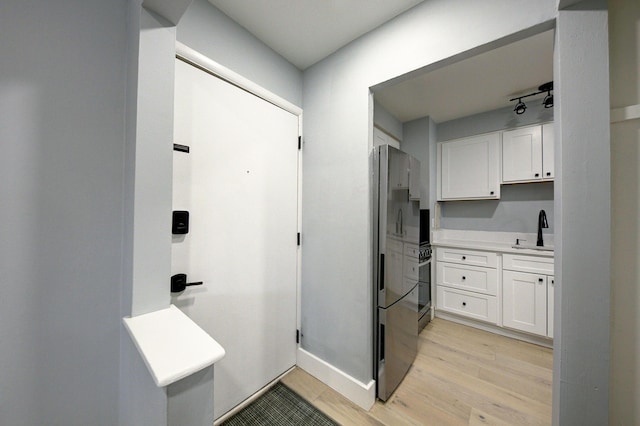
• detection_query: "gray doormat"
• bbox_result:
[221,382,340,426]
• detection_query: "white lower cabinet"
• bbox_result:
[502,271,548,336]
[502,254,554,338]
[547,276,554,338]
[435,248,498,325]
[435,246,554,340]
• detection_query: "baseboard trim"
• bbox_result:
[296,348,375,411]
[435,311,553,348]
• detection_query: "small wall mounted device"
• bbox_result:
[172,211,189,234]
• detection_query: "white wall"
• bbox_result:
[119,4,180,425]
[437,103,554,142]
[0,0,128,424]
[609,0,640,423]
[401,118,430,209]
[177,0,303,107]
[374,101,403,141]
[301,0,557,384]
[553,2,611,424]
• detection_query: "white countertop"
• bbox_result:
[123,305,225,387]
[432,229,554,257]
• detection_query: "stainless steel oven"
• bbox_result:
[418,209,431,331]
[418,245,432,332]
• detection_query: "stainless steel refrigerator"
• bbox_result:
[373,144,421,401]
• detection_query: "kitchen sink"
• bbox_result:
[511,244,554,252]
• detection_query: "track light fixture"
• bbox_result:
[510,81,553,114]
[514,98,527,115]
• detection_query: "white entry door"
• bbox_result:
[172,58,299,419]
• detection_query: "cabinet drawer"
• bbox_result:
[436,247,497,268]
[437,262,497,295]
[404,256,419,281]
[503,254,554,274]
[404,243,419,259]
[437,286,497,324]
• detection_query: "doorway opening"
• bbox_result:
[370,27,556,423]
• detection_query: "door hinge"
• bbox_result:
[298,136,302,150]
[296,329,300,344]
[297,232,301,246]
[173,143,190,153]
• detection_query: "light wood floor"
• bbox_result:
[281,318,553,425]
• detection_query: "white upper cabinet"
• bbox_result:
[388,150,409,189]
[502,254,554,338]
[502,125,542,182]
[373,126,401,150]
[438,132,500,201]
[502,123,554,183]
[542,123,555,180]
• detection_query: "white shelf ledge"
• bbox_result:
[123,305,225,387]
[611,104,640,123]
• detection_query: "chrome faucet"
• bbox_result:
[537,210,549,246]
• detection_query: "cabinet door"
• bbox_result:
[389,149,409,189]
[374,126,401,149]
[439,133,500,200]
[502,125,542,183]
[542,123,554,180]
[502,271,547,336]
[547,276,554,338]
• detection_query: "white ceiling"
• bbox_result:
[205,1,553,124]
[374,30,555,123]
[207,0,425,70]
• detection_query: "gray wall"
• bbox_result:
[0,0,128,424]
[374,100,403,140]
[120,4,180,425]
[0,1,266,424]
[554,2,611,425]
[401,117,431,209]
[129,7,176,318]
[301,0,557,384]
[440,183,554,234]
[436,104,555,234]
[437,103,554,142]
[177,0,303,107]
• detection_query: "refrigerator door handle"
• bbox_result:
[379,323,385,362]
[379,254,385,291]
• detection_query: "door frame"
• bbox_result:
[175,41,304,355]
